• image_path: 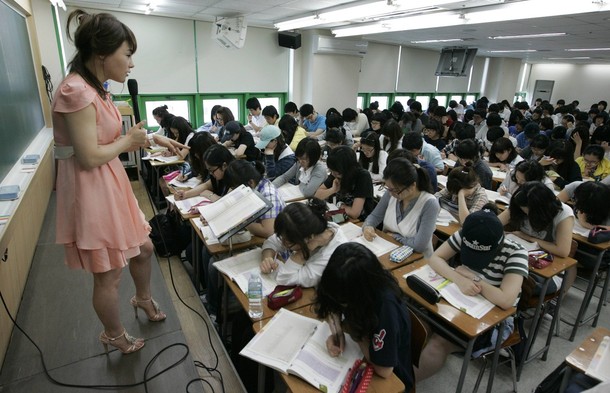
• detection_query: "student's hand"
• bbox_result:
[331,178,341,193]
[363,226,377,241]
[499,163,509,172]
[325,335,344,358]
[176,174,187,182]
[571,131,582,145]
[448,153,458,162]
[352,142,361,151]
[152,134,189,156]
[391,232,407,244]
[127,120,147,147]
[498,185,508,196]
[440,151,447,159]
[174,189,187,201]
[539,156,555,167]
[161,150,173,157]
[455,276,482,296]
[264,147,274,156]
[260,257,279,274]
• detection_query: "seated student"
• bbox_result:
[300,103,327,140]
[387,148,438,192]
[259,198,347,287]
[284,101,300,123]
[165,116,195,159]
[416,210,528,381]
[175,144,234,202]
[454,138,493,190]
[400,111,423,134]
[315,243,414,392]
[175,131,217,183]
[499,160,554,198]
[222,121,261,161]
[484,125,515,153]
[576,144,610,181]
[520,134,550,161]
[435,165,489,224]
[326,113,354,147]
[215,106,235,143]
[358,132,388,183]
[379,119,403,153]
[152,104,175,137]
[324,127,347,154]
[272,137,327,198]
[278,114,308,151]
[245,97,266,133]
[499,181,574,258]
[516,122,542,151]
[196,104,222,133]
[223,160,285,239]
[442,122,486,160]
[488,136,524,172]
[423,119,447,152]
[255,125,295,180]
[402,131,445,173]
[558,181,610,269]
[342,107,369,137]
[315,146,376,220]
[363,158,440,257]
[543,140,582,189]
[262,105,280,127]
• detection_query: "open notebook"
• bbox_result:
[404,264,495,319]
[212,248,277,297]
[340,222,400,257]
[198,185,272,242]
[240,308,362,393]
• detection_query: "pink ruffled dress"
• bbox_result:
[52,73,150,273]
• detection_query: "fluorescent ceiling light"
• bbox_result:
[489,33,566,40]
[144,1,157,15]
[565,48,610,52]
[410,38,464,43]
[546,57,591,60]
[332,0,610,37]
[274,0,466,31]
[487,49,537,53]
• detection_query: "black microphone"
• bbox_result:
[127,79,141,123]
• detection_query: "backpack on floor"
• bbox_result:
[148,209,190,257]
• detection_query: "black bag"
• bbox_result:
[148,209,190,257]
[534,361,568,393]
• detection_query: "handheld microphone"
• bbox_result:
[127,79,141,123]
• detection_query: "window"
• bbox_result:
[202,98,240,123]
[369,95,389,111]
[465,94,477,106]
[394,95,411,106]
[415,95,430,111]
[514,92,526,102]
[356,96,364,111]
[144,99,190,129]
[257,97,281,112]
[434,95,448,108]
[450,95,463,104]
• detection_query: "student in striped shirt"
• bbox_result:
[415,209,529,381]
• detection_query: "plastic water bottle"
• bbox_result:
[322,150,328,162]
[248,273,263,319]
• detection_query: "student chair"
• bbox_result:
[409,309,428,393]
[471,325,521,393]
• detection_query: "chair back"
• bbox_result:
[409,309,428,368]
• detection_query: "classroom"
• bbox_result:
[1,0,610,392]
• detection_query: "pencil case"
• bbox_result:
[528,251,554,269]
[390,245,414,263]
[406,275,441,304]
[266,285,302,310]
[162,170,180,181]
[340,359,373,393]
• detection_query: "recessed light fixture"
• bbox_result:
[565,48,610,52]
[410,38,464,44]
[487,49,537,53]
[489,32,567,40]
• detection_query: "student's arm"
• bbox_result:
[234,143,248,157]
[260,235,282,273]
[429,240,482,296]
[175,179,213,200]
[401,198,440,252]
[342,197,365,220]
[275,249,328,288]
[498,208,511,226]
[513,216,575,257]
[357,341,394,378]
[265,154,295,180]
[271,162,297,188]
[363,192,390,240]
[299,164,328,197]
[314,176,339,200]
[455,266,524,310]
[246,218,275,239]
[63,105,146,169]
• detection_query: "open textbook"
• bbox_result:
[404,265,495,319]
[339,222,399,256]
[436,207,458,226]
[141,152,181,163]
[166,195,212,215]
[198,185,271,242]
[212,248,277,297]
[277,183,306,202]
[240,308,362,393]
[484,189,510,205]
[586,335,610,382]
[505,233,539,251]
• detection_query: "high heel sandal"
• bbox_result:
[130,296,167,322]
[99,329,145,354]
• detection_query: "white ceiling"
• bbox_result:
[62,0,610,64]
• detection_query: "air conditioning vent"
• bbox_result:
[313,35,368,57]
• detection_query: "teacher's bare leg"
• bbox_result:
[93,267,125,337]
[129,239,166,321]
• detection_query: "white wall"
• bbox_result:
[32,0,64,94]
[526,63,610,109]
[359,42,399,93]
[397,47,439,92]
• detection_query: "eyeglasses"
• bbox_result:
[584,158,600,166]
[361,146,375,154]
[381,184,407,195]
[206,166,221,174]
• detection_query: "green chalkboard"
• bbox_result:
[0,1,45,182]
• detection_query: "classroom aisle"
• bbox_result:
[0,181,245,392]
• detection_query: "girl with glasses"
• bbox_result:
[272,137,327,198]
[358,133,387,183]
[175,144,234,201]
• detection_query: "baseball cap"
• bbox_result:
[460,209,505,272]
[255,125,281,149]
[224,121,241,135]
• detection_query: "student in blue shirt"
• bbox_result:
[300,103,327,140]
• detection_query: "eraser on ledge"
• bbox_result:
[0,185,20,200]
[22,154,40,164]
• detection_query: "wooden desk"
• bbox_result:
[252,307,405,393]
[564,235,610,341]
[149,158,184,208]
[393,260,516,393]
[435,221,461,240]
[560,327,610,392]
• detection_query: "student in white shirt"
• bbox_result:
[245,97,267,133]
[358,132,388,183]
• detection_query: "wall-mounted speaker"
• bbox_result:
[278,31,301,49]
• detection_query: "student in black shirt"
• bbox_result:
[222,120,260,161]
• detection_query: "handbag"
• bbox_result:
[528,250,554,270]
[266,285,302,310]
[588,226,610,244]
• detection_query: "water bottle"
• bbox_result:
[322,150,328,162]
[248,273,263,319]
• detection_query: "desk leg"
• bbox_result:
[221,279,228,341]
[486,322,506,393]
[257,364,266,393]
[558,364,572,393]
[593,260,610,327]
[192,227,201,293]
[569,251,603,341]
[456,339,475,393]
[543,274,570,361]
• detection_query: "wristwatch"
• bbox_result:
[472,275,482,283]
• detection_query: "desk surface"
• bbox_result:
[530,254,578,279]
[149,158,184,166]
[189,217,265,255]
[393,259,516,339]
[566,327,610,373]
[435,221,461,239]
[252,307,405,393]
[572,233,610,251]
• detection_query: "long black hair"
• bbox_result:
[509,181,561,233]
[273,198,328,260]
[383,158,433,194]
[326,146,361,194]
[314,243,404,341]
[358,132,381,175]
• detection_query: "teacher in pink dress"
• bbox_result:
[52,10,185,354]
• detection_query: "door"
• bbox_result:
[533,80,554,103]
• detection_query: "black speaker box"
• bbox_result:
[278,31,301,49]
